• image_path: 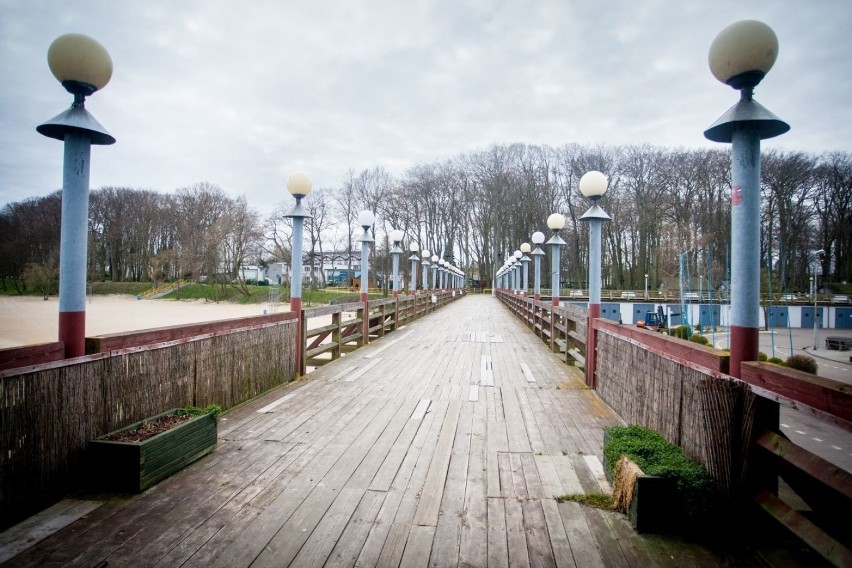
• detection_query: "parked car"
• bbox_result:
[620,291,637,299]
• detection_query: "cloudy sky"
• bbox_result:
[1,0,850,215]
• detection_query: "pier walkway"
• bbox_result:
[5,295,771,567]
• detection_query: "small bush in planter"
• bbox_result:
[604,425,716,532]
[767,356,785,365]
[785,354,818,374]
[669,325,692,340]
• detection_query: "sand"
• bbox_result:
[0,295,286,349]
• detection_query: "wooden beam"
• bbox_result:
[754,490,852,567]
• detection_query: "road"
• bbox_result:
[710,327,852,472]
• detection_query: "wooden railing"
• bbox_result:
[299,290,462,375]
[497,291,588,368]
[739,363,852,565]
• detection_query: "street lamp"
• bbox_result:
[38,33,115,358]
[431,254,439,291]
[357,210,375,303]
[705,20,789,378]
[513,250,522,292]
[811,249,825,349]
[409,243,420,294]
[645,273,649,301]
[531,232,545,301]
[389,229,404,298]
[284,172,313,313]
[421,250,431,290]
[546,213,566,307]
[580,171,611,387]
[520,243,531,295]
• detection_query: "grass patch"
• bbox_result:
[555,493,616,510]
[157,283,384,306]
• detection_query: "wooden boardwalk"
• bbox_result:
[5,295,758,567]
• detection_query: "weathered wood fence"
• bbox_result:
[0,289,462,529]
[497,290,852,564]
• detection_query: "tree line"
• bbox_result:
[2,143,850,296]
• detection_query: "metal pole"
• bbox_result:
[814,274,819,349]
[522,258,530,295]
[729,124,761,377]
[57,131,92,358]
[644,273,649,300]
[360,238,370,302]
[533,254,542,300]
[291,214,305,311]
[391,246,400,299]
[589,219,603,314]
[422,260,430,290]
[550,243,561,307]
[409,256,418,294]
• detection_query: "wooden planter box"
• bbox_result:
[88,409,217,493]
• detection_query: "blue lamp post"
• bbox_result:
[285,172,313,311]
[580,170,611,387]
[520,243,531,295]
[431,255,439,290]
[357,210,375,302]
[284,172,312,375]
[546,214,566,306]
[531,232,545,301]
[389,229,404,298]
[37,33,115,358]
[705,20,789,378]
[421,249,431,290]
[409,243,420,294]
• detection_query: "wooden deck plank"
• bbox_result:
[557,501,607,568]
[523,499,557,567]
[459,396,488,568]
[399,525,435,567]
[412,400,461,526]
[430,400,473,566]
[486,497,509,568]
[541,498,578,568]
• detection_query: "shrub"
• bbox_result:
[767,357,785,365]
[604,425,716,530]
[669,325,691,339]
[758,352,768,361]
[786,354,818,374]
[689,334,709,346]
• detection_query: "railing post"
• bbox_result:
[299,309,307,376]
[332,311,341,361]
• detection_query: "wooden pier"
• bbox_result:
[4,295,767,567]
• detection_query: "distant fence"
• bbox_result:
[0,289,463,529]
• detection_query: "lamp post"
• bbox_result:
[811,249,825,349]
[512,250,522,292]
[645,273,649,301]
[531,232,545,301]
[422,250,431,290]
[409,243,420,294]
[705,20,789,378]
[520,243,531,295]
[38,33,115,358]
[546,214,566,307]
[284,172,312,375]
[389,229,404,299]
[431,255,439,291]
[580,171,611,388]
[357,210,375,303]
[285,172,312,312]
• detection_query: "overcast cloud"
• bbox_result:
[1,0,850,215]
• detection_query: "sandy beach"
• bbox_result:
[0,295,285,349]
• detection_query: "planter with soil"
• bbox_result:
[88,407,218,493]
